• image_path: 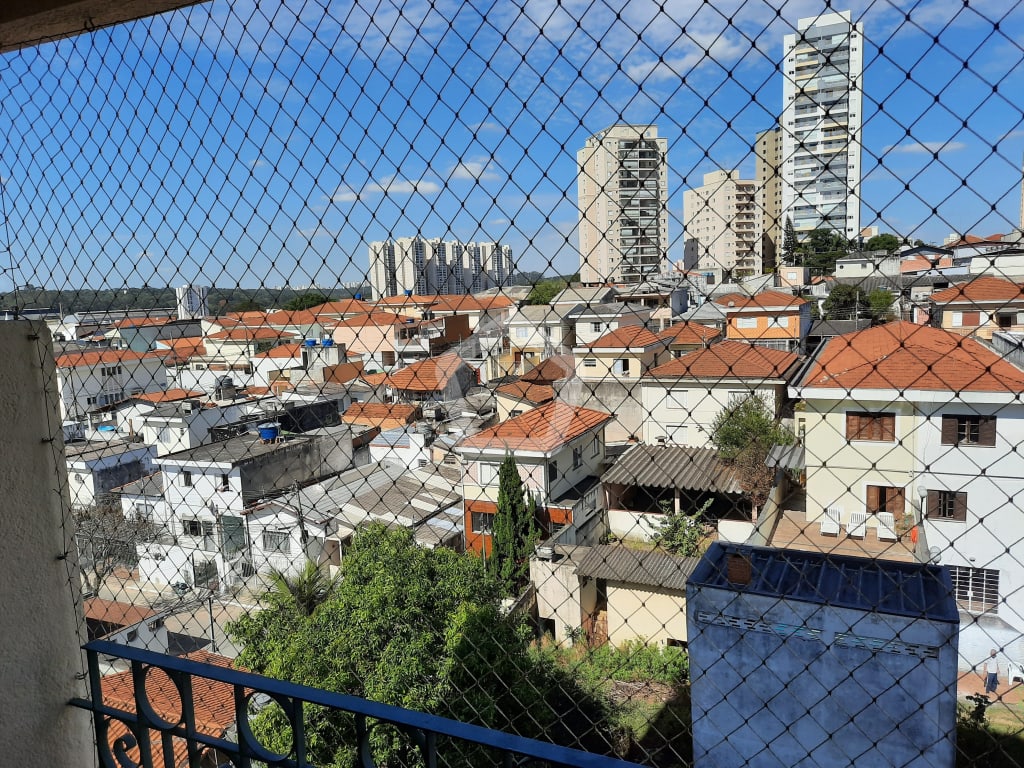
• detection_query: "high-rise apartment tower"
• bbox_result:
[781,11,863,242]
[683,170,764,282]
[578,125,668,284]
[369,237,513,299]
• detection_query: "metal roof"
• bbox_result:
[601,443,743,495]
[688,542,959,622]
[575,544,700,592]
[766,443,804,471]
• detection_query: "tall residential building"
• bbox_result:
[781,11,863,243]
[175,284,209,319]
[577,124,668,285]
[755,126,783,266]
[683,170,763,283]
[369,237,513,299]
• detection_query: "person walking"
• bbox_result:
[984,649,1000,695]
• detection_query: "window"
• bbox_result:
[182,519,213,537]
[510,409,523,418]
[471,511,494,534]
[926,490,967,521]
[180,471,192,486]
[583,358,597,368]
[846,412,896,442]
[667,424,688,443]
[132,503,154,521]
[591,434,602,457]
[666,389,687,409]
[262,530,291,554]
[998,313,1013,329]
[126,629,138,642]
[941,415,996,446]
[949,566,999,614]
[618,358,630,375]
[478,462,498,485]
[736,317,758,329]
[591,322,602,333]
[866,485,905,515]
[548,462,557,482]
[515,327,529,338]
[572,446,583,469]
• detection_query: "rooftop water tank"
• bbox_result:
[321,338,334,347]
[304,338,317,347]
[256,422,280,442]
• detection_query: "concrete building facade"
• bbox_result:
[755,125,783,261]
[683,170,764,282]
[368,236,513,299]
[578,124,669,284]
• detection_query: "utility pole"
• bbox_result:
[208,592,218,653]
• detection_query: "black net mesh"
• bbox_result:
[6,0,1024,765]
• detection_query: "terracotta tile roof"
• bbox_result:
[54,349,169,368]
[928,276,1024,304]
[338,311,413,328]
[225,311,269,322]
[799,321,1024,393]
[900,256,953,274]
[322,360,366,384]
[586,325,664,349]
[252,342,304,359]
[206,327,297,341]
[84,597,156,626]
[646,340,800,380]
[158,337,206,358]
[716,290,806,309]
[521,354,576,383]
[458,401,611,453]
[495,380,555,405]
[388,352,468,392]
[309,298,374,315]
[430,294,514,312]
[133,388,205,404]
[376,293,441,306]
[110,316,174,328]
[238,386,271,397]
[361,372,390,387]
[342,401,421,428]
[262,309,323,326]
[658,322,721,346]
[948,234,1005,248]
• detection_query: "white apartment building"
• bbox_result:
[578,124,669,285]
[683,170,764,282]
[368,236,513,298]
[782,11,863,242]
[175,284,209,320]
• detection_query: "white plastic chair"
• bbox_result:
[876,512,897,541]
[848,510,868,539]
[820,505,842,537]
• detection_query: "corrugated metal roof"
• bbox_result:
[601,443,743,495]
[575,544,700,591]
[766,443,804,471]
[688,542,959,622]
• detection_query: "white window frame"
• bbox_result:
[261,530,291,555]
[478,462,498,485]
[736,317,758,329]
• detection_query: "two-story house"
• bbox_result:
[790,321,1024,664]
[569,302,653,346]
[393,314,471,365]
[658,321,721,357]
[717,290,811,352]
[928,276,1024,339]
[641,340,800,446]
[504,304,576,373]
[573,325,669,381]
[332,311,413,369]
[387,351,476,403]
[55,348,169,421]
[455,402,612,556]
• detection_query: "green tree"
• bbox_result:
[821,283,868,320]
[803,228,850,275]
[654,498,713,557]
[228,525,612,766]
[266,560,339,617]
[526,277,568,305]
[867,288,895,323]
[865,232,901,253]
[230,297,263,312]
[283,292,330,311]
[491,454,539,595]
[782,217,798,265]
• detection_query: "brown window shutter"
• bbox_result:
[979,416,997,446]
[926,490,939,518]
[891,487,906,516]
[962,310,980,326]
[866,485,880,514]
[954,492,968,521]
[882,413,896,441]
[941,415,957,445]
[846,412,859,440]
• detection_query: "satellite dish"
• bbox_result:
[928,546,941,564]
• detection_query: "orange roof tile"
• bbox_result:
[430,294,514,312]
[647,340,800,380]
[323,360,366,384]
[159,336,206,354]
[338,311,413,328]
[375,294,441,306]
[133,388,205,404]
[800,321,1024,393]
[361,372,390,387]
[342,402,421,428]
[900,256,954,274]
[84,597,156,626]
[237,386,271,397]
[658,322,721,346]
[586,325,664,349]
[309,298,374,316]
[206,327,297,341]
[252,342,304,359]
[226,311,269,322]
[716,290,806,309]
[929,276,1024,304]
[948,234,1005,248]
[54,349,169,368]
[110,316,174,328]
[458,401,611,453]
[388,352,468,392]
[262,309,324,326]
[521,355,576,383]
[495,380,555,405]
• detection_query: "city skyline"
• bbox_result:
[0,1,1020,292]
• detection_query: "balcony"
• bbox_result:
[72,640,644,768]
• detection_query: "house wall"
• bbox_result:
[245,505,331,577]
[57,356,167,420]
[530,553,595,646]
[724,309,807,345]
[139,405,240,457]
[607,582,688,645]
[575,347,666,381]
[801,399,918,529]
[934,303,1024,340]
[641,380,786,447]
[555,378,641,443]
[574,312,649,346]
[332,323,395,365]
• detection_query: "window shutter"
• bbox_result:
[962,310,980,326]
[882,414,896,441]
[890,487,906,516]
[846,412,859,440]
[979,416,997,446]
[926,490,939,519]
[954,492,968,522]
[941,415,957,445]
[866,485,880,514]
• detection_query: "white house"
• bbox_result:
[54,348,169,421]
[570,302,653,346]
[641,340,800,447]
[791,321,1024,666]
[65,440,156,510]
[136,399,245,457]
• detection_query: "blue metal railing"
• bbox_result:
[71,640,646,768]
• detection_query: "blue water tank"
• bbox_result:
[354,293,362,300]
[256,422,280,441]
[321,338,334,347]
[303,338,317,348]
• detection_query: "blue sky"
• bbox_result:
[0,0,1022,291]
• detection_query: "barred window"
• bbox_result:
[941,415,996,447]
[948,566,999,615]
[261,531,291,555]
[926,490,968,522]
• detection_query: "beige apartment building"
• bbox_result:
[756,125,783,264]
[683,170,764,282]
[577,124,668,285]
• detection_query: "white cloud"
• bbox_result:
[449,158,500,181]
[296,225,340,239]
[884,140,968,155]
[330,175,441,204]
[623,34,747,82]
[330,184,362,203]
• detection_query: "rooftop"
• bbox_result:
[54,348,169,368]
[84,597,157,627]
[494,380,555,405]
[132,388,205,404]
[928,275,1024,304]
[457,401,610,454]
[387,351,467,392]
[658,322,721,346]
[715,290,806,310]
[111,471,164,497]
[575,544,699,592]
[521,354,576,383]
[584,325,664,350]
[159,431,315,466]
[602,443,743,495]
[646,340,800,381]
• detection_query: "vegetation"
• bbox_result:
[265,560,339,617]
[653,498,714,557]
[526,276,570,305]
[865,232,902,253]
[802,228,851,275]
[228,525,616,766]
[782,217,798,265]
[491,454,540,596]
[283,292,331,311]
[821,284,895,323]
[73,503,157,594]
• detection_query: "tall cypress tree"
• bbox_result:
[491,453,537,596]
[783,216,798,266]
